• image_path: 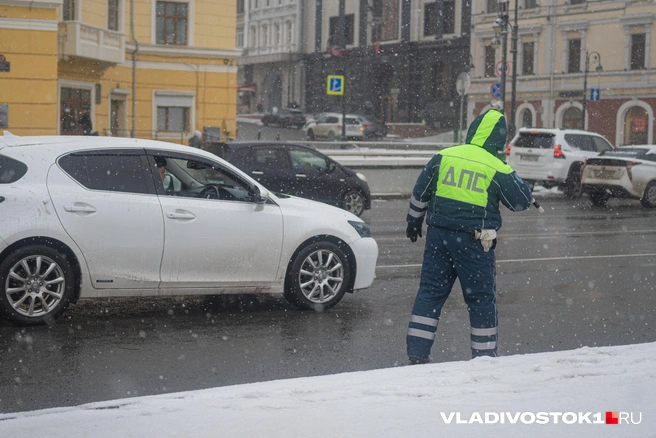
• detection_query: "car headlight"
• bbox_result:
[356,172,367,182]
[348,220,371,238]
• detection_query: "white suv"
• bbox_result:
[303,113,365,141]
[506,128,614,198]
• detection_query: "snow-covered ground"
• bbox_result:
[1,342,654,438]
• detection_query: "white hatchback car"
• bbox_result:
[0,134,378,326]
[303,113,365,141]
[581,145,656,207]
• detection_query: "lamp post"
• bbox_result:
[491,0,509,112]
[508,0,519,140]
[581,50,603,130]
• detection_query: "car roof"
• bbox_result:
[224,141,315,150]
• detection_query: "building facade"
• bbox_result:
[470,0,655,145]
[236,0,305,114]
[0,0,239,141]
[303,0,472,126]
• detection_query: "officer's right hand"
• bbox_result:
[406,225,422,243]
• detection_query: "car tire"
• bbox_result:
[563,166,583,199]
[0,245,75,326]
[284,241,351,311]
[589,192,610,206]
[327,131,336,142]
[342,190,366,217]
[307,129,315,140]
[640,181,656,208]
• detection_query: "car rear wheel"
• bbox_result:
[0,245,75,326]
[343,190,366,216]
[589,192,610,206]
[563,167,583,199]
[284,241,351,311]
[306,129,315,140]
[640,181,656,208]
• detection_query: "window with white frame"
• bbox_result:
[108,0,120,31]
[630,33,646,70]
[156,1,188,45]
[522,42,534,75]
[236,26,244,48]
[567,38,581,73]
[155,92,193,134]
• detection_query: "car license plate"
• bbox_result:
[520,155,539,162]
[595,170,615,179]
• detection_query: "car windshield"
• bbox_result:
[599,148,648,159]
[514,133,554,148]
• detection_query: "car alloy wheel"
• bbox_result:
[343,190,365,216]
[285,241,350,311]
[641,182,656,208]
[0,245,75,326]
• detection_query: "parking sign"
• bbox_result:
[326,75,344,96]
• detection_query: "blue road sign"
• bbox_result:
[491,83,502,99]
[590,88,600,101]
[326,75,344,95]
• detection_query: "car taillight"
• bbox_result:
[363,123,372,127]
[554,144,565,158]
[505,143,512,155]
[337,124,342,129]
[626,161,638,182]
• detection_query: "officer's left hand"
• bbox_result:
[406,225,422,242]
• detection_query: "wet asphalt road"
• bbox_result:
[1,193,656,414]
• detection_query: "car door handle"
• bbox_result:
[63,203,97,213]
[295,174,307,178]
[166,210,196,220]
[251,171,264,175]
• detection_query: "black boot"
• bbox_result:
[409,356,430,365]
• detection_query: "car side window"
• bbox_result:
[148,153,256,203]
[317,116,328,124]
[592,136,613,153]
[288,148,328,173]
[564,134,594,151]
[326,116,339,124]
[643,153,656,162]
[59,152,152,195]
[0,155,28,183]
[253,147,290,171]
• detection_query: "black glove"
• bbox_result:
[406,225,422,242]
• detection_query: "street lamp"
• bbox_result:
[490,0,509,113]
[581,50,603,129]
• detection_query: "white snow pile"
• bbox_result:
[1,342,655,438]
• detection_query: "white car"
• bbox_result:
[303,113,365,141]
[506,128,614,198]
[581,145,656,207]
[0,134,378,326]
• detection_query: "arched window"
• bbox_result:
[521,108,532,128]
[562,107,582,129]
[624,106,649,145]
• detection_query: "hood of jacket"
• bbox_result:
[465,109,508,156]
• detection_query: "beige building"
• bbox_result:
[0,0,239,142]
[469,0,655,145]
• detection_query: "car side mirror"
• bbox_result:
[251,185,268,205]
[327,162,337,173]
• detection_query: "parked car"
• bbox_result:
[205,141,371,216]
[581,145,656,207]
[505,128,614,198]
[0,134,378,326]
[260,108,306,129]
[358,114,387,139]
[303,113,365,141]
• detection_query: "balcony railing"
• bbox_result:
[58,21,125,65]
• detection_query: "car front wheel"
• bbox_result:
[284,241,351,311]
[641,181,656,208]
[306,129,315,140]
[0,245,75,326]
[343,190,366,216]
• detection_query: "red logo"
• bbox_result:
[606,412,619,424]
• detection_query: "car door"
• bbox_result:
[285,146,341,204]
[147,150,283,288]
[248,146,295,194]
[47,149,164,289]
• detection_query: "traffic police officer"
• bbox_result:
[405,109,532,364]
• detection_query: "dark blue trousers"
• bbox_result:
[407,226,498,359]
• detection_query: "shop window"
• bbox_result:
[156,1,188,45]
[624,106,648,145]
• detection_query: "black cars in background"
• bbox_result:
[204,141,371,216]
[260,108,307,129]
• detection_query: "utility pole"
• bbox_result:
[338,0,346,140]
[509,0,519,139]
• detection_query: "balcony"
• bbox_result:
[58,21,125,66]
